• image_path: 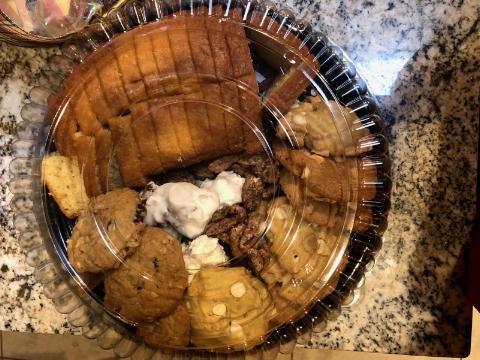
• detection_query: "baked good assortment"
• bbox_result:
[40,2,388,353]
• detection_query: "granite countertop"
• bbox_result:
[0,0,478,357]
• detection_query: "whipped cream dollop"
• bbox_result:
[144,171,245,238]
[182,235,229,278]
[201,171,245,207]
[145,182,220,239]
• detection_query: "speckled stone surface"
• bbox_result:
[0,45,75,335]
[0,0,478,357]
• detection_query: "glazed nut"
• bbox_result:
[230,282,246,298]
[212,303,227,316]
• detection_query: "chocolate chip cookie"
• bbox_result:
[104,227,188,322]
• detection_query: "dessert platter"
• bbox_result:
[9,0,391,357]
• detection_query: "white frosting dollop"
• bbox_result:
[145,182,220,239]
[182,235,229,277]
[144,171,245,239]
[201,171,245,207]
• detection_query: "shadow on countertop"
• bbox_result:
[375,15,479,357]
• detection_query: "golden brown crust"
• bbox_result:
[104,227,188,322]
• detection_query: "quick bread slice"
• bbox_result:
[147,97,184,170]
[265,63,316,116]
[186,16,217,157]
[214,6,249,153]
[220,81,244,153]
[204,13,233,80]
[94,128,112,192]
[201,83,230,156]
[73,133,102,197]
[53,105,78,157]
[237,73,263,154]
[167,17,200,95]
[114,33,147,103]
[183,91,214,159]
[95,51,130,117]
[134,27,165,98]
[42,152,88,218]
[204,14,235,154]
[165,24,198,162]
[185,14,217,79]
[107,115,147,187]
[84,73,116,124]
[246,11,319,116]
[150,28,182,96]
[72,88,102,136]
[222,7,255,79]
[221,7,263,154]
[129,101,165,176]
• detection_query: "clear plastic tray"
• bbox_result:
[9,0,391,358]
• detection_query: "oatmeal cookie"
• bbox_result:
[68,188,142,273]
